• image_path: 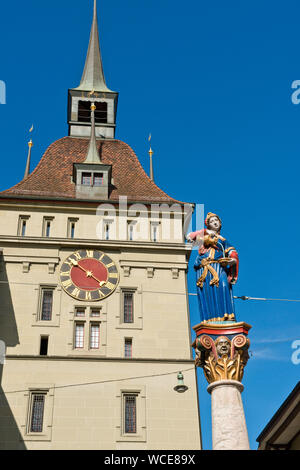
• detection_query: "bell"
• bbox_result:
[174,372,188,393]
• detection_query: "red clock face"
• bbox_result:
[60,250,119,301]
[70,258,108,291]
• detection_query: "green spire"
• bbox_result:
[76,0,113,92]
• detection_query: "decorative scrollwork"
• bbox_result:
[199,335,213,350]
[232,334,247,349]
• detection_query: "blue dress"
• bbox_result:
[194,237,236,322]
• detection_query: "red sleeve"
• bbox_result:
[187,229,206,241]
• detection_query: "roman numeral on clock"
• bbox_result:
[72,287,81,298]
[105,281,115,290]
[85,291,92,301]
[62,279,73,288]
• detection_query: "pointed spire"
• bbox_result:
[148,134,154,181]
[76,0,112,92]
[24,126,34,179]
[83,103,101,163]
[24,139,33,179]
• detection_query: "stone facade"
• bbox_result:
[0,200,201,449]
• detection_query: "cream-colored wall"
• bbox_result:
[0,204,184,242]
[1,246,191,359]
[0,360,200,450]
[0,201,200,450]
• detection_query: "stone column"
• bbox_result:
[192,321,252,450]
[207,379,250,450]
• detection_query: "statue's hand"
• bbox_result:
[226,257,237,266]
[231,277,237,285]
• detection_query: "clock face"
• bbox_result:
[60,249,119,301]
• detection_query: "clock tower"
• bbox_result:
[0,1,201,450]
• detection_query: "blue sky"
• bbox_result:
[0,0,299,450]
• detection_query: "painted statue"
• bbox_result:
[187,212,239,322]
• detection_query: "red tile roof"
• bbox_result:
[0,137,181,204]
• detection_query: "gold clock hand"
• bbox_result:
[71,260,107,287]
[90,273,107,287]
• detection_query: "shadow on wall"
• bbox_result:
[0,253,26,449]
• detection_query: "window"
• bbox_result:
[21,219,27,236]
[42,217,54,237]
[78,100,108,124]
[124,395,137,434]
[127,221,137,241]
[129,225,133,241]
[75,307,85,318]
[123,292,134,323]
[46,221,51,237]
[94,173,104,186]
[68,218,78,238]
[40,336,49,356]
[72,307,104,353]
[91,308,100,317]
[117,388,146,442]
[82,172,92,186]
[104,222,110,240]
[24,388,54,441]
[18,215,30,236]
[90,323,100,349]
[74,323,84,349]
[70,222,75,238]
[29,394,46,433]
[40,289,53,321]
[95,102,108,124]
[151,222,160,242]
[125,338,132,358]
[78,100,92,123]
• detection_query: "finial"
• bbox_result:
[24,125,34,179]
[83,102,101,164]
[76,0,113,92]
[148,134,154,181]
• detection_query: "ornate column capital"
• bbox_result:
[192,321,251,384]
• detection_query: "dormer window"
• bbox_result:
[82,173,92,186]
[94,173,104,186]
[74,163,112,200]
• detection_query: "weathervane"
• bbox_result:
[148,134,154,181]
[24,125,34,179]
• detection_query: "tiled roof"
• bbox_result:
[0,137,180,204]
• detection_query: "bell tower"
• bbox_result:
[68,0,118,138]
